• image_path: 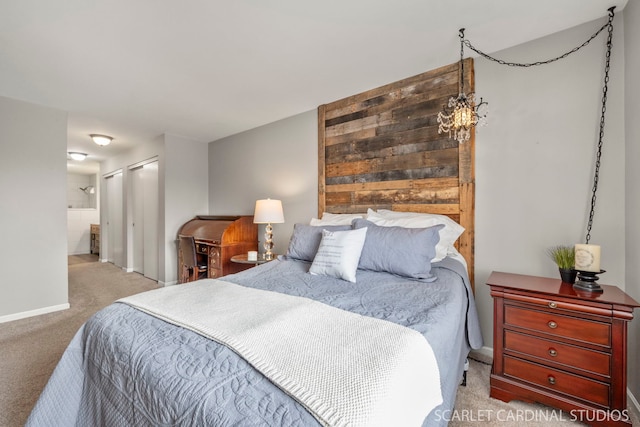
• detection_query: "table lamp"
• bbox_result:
[253,199,284,260]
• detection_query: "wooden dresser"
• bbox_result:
[487,271,639,427]
[177,216,257,283]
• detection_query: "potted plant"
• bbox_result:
[546,245,576,283]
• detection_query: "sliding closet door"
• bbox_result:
[105,172,124,268]
[131,167,144,274]
[130,161,158,280]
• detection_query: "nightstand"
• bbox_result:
[487,271,639,427]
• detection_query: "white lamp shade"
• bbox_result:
[254,199,284,224]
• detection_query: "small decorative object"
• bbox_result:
[574,269,605,293]
[574,243,601,272]
[247,251,258,261]
[546,245,576,284]
[253,198,285,261]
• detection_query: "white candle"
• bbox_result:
[247,251,258,261]
[574,244,601,272]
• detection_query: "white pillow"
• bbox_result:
[366,209,464,262]
[309,227,368,282]
[309,212,365,226]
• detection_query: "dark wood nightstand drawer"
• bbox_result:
[504,356,610,408]
[504,330,610,377]
[504,305,610,346]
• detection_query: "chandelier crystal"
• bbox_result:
[437,29,487,144]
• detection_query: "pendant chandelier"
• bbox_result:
[437,28,487,144]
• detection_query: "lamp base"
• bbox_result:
[573,269,605,293]
[263,223,274,261]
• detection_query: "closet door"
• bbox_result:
[130,161,158,280]
[131,167,144,274]
[105,172,124,268]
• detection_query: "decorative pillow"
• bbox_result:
[352,219,443,280]
[285,224,352,262]
[366,209,464,262]
[309,227,368,283]
[309,212,365,226]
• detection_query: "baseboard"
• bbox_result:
[0,303,70,324]
[159,280,177,287]
[469,346,494,364]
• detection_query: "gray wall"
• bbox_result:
[207,11,637,401]
[101,133,208,286]
[624,0,640,403]
[209,111,318,256]
[474,14,627,354]
[0,96,69,320]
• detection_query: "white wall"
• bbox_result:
[209,111,318,256]
[67,209,99,255]
[0,96,69,321]
[67,172,99,255]
[100,133,208,286]
[623,0,640,403]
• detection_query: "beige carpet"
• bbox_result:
[0,255,160,427]
[0,257,638,426]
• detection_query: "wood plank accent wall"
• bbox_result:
[318,58,476,288]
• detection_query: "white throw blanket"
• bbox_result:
[119,279,442,427]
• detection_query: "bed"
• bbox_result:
[28,60,482,426]
[27,219,482,426]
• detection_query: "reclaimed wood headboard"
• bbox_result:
[318,59,476,288]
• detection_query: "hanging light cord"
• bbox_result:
[461,8,615,244]
[586,8,615,244]
[461,8,614,68]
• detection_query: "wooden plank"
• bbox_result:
[326,147,458,178]
[324,203,460,216]
[325,177,460,193]
[318,105,326,217]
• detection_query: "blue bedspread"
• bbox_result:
[27,257,482,427]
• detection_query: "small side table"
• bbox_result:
[230,254,276,267]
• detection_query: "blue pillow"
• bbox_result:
[284,224,352,262]
[352,218,443,280]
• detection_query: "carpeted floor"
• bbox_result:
[0,256,637,426]
[0,255,160,427]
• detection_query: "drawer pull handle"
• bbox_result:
[548,375,556,385]
[548,321,558,329]
[548,348,558,357]
[548,302,558,309]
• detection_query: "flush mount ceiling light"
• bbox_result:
[90,134,113,146]
[68,152,87,161]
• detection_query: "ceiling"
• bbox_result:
[0,0,628,169]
